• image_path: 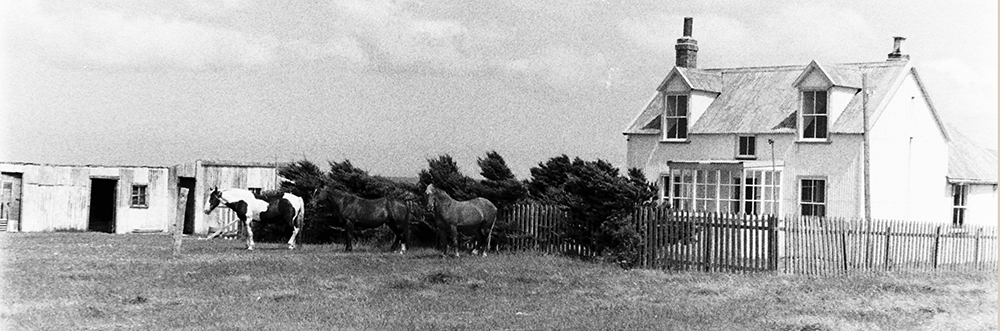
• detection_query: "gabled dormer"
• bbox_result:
[655,67,721,142]
[791,61,861,141]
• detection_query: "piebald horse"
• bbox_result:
[314,188,413,253]
[204,188,305,250]
[425,184,497,257]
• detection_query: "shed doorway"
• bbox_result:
[178,177,196,234]
[89,178,117,233]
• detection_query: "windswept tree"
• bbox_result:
[418,154,479,200]
[476,151,527,208]
[526,155,656,268]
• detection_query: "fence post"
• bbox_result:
[173,187,189,256]
[883,225,891,271]
[932,226,942,269]
[702,213,713,272]
[840,226,848,272]
[768,215,778,272]
[973,227,982,269]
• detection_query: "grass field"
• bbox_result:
[0,233,996,330]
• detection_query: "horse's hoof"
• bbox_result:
[246,247,254,251]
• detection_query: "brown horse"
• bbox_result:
[425,184,497,257]
[315,188,412,253]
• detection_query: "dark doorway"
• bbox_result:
[1,172,23,232]
[89,178,117,233]
[178,177,196,234]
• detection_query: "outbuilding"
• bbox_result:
[0,162,172,233]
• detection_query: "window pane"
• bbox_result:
[814,116,828,138]
[803,116,816,138]
[746,137,755,155]
[814,91,827,114]
[666,96,677,116]
[801,180,814,202]
[676,96,688,116]
[803,91,815,114]
[677,118,687,138]
[814,182,825,202]
[666,118,679,138]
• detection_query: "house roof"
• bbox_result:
[624,60,911,135]
[946,125,998,184]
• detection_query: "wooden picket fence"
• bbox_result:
[782,217,998,274]
[498,203,999,274]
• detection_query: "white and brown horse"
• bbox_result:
[204,188,305,250]
[425,184,497,257]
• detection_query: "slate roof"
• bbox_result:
[625,61,911,135]
[946,125,998,184]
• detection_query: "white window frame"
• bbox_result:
[952,184,968,227]
[799,177,826,217]
[663,167,780,215]
[800,90,829,140]
[130,184,148,208]
[736,135,756,159]
[663,94,689,141]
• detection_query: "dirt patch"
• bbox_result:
[425,271,463,284]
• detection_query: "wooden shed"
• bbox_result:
[173,160,282,235]
[0,162,172,233]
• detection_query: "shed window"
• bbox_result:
[800,179,825,217]
[664,95,688,140]
[130,185,147,208]
[249,187,262,197]
[952,184,967,227]
[801,91,828,140]
[737,136,756,158]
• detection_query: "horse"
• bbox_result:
[425,184,497,257]
[314,188,413,253]
[203,187,305,250]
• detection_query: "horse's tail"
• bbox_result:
[484,209,497,253]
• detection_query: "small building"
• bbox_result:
[624,18,998,227]
[173,160,282,235]
[0,162,172,233]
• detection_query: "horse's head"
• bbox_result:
[204,187,224,214]
[424,184,437,209]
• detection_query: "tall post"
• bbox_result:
[174,187,189,256]
[862,73,873,269]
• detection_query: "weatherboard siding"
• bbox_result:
[189,161,280,234]
[0,163,171,233]
[869,72,950,224]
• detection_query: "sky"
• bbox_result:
[1,0,996,179]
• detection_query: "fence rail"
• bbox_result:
[499,203,998,275]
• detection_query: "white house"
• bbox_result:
[625,18,997,227]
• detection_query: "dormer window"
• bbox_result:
[801,90,828,140]
[664,94,689,140]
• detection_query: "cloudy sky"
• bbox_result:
[1,0,996,179]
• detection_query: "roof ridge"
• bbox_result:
[696,60,908,73]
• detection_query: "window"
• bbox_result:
[665,167,780,215]
[952,184,968,227]
[737,136,756,158]
[130,185,147,208]
[801,91,828,139]
[249,187,262,197]
[664,95,688,140]
[800,179,825,217]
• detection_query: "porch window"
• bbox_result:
[664,95,688,140]
[801,91,828,140]
[800,178,826,217]
[664,167,780,215]
[130,185,147,208]
[952,184,968,226]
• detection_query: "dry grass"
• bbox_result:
[0,232,995,330]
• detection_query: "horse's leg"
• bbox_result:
[344,221,354,252]
[449,224,459,258]
[287,226,300,250]
[244,216,255,251]
[400,217,409,254]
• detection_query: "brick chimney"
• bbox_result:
[887,36,909,61]
[675,17,698,68]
